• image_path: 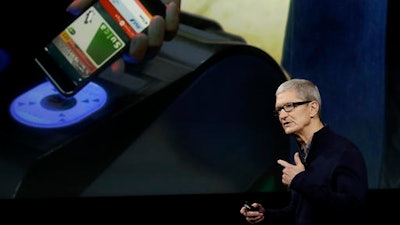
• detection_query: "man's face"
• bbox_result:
[275,89,312,135]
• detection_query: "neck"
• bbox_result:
[295,120,324,145]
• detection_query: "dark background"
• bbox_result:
[0,0,399,222]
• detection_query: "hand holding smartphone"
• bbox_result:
[35,0,166,97]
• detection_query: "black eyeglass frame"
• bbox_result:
[274,101,312,116]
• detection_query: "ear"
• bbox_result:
[309,100,319,118]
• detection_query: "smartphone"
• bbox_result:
[244,202,258,211]
[34,0,166,97]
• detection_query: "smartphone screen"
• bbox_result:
[35,0,165,97]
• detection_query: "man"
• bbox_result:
[240,78,368,225]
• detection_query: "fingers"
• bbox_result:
[162,0,181,8]
[293,152,303,165]
[278,152,304,167]
[66,0,95,15]
[240,202,265,224]
[66,0,181,62]
[127,16,165,62]
[281,174,291,186]
[128,0,179,61]
[148,16,166,47]
[128,33,149,61]
[240,206,246,214]
[245,211,264,224]
[164,0,180,40]
[277,159,290,167]
[278,158,294,186]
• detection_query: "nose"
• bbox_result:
[278,110,289,119]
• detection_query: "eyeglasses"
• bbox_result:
[274,101,312,116]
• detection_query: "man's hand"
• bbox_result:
[66,0,180,62]
[240,203,265,224]
[277,152,305,187]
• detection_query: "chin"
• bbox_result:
[283,126,297,135]
[283,129,293,135]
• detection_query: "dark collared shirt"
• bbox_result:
[264,125,368,225]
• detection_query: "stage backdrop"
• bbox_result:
[182,0,392,189]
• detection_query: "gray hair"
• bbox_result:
[276,78,322,114]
